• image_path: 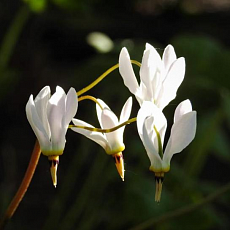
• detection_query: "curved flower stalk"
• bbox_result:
[119,43,185,110]
[71,97,132,181]
[137,99,196,201]
[26,86,78,187]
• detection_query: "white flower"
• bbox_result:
[119,43,185,110]
[137,99,196,201]
[72,97,132,155]
[71,97,132,181]
[26,86,78,156]
[137,99,196,172]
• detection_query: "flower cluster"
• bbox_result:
[26,43,197,201]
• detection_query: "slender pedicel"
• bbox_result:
[77,60,141,96]
[78,95,103,110]
[69,117,137,134]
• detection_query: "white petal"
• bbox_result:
[162,45,177,74]
[145,43,162,67]
[119,47,139,95]
[139,49,154,101]
[26,95,51,151]
[142,116,163,171]
[137,101,167,144]
[137,101,154,140]
[174,99,192,123]
[100,109,123,151]
[72,118,108,150]
[96,98,110,128]
[47,86,66,151]
[34,86,51,138]
[157,57,185,109]
[64,87,78,127]
[119,97,132,124]
[163,111,197,167]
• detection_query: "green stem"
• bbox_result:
[129,181,230,230]
[70,117,137,133]
[77,60,141,96]
[78,95,103,110]
[0,5,30,70]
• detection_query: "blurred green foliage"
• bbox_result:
[1,0,230,230]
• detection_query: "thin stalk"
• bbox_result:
[69,117,137,133]
[0,140,41,229]
[129,181,230,230]
[77,60,141,96]
[78,95,103,110]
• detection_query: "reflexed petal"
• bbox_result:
[100,109,123,150]
[174,99,192,123]
[47,86,66,151]
[162,45,177,74]
[137,101,167,144]
[64,87,78,127]
[145,43,162,67]
[139,50,154,100]
[119,97,132,124]
[96,98,110,128]
[100,108,118,129]
[26,95,51,151]
[142,116,163,172]
[72,118,108,150]
[119,47,139,95]
[137,101,155,140]
[34,86,51,138]
[163,111,197,166]
[157,57,185,109]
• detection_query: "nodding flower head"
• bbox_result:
[26,86,78,186]
[71,97,132,181]
[137,99,196,201]
[119,43,185,110]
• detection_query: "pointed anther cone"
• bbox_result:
[48,155,59,187]
[154,172,164,202]
[113,152,125,181]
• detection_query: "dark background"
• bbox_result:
[1,0,230,229]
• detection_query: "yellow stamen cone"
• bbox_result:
[48,156,59,187]
[113,152,125,181]
[155,172,164,202]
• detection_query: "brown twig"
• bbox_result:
[0,140,41,229]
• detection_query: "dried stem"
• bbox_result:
[0,140,41,229]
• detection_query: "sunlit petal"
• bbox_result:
[163,111,197,167]
[174,99,192,123]
[64,87,78,127]
[119,47,139,95]
[158,57,185,109]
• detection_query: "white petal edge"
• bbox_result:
[142,116,163,172]
[119,47,139,95]
[26,95,51,151]
[64,87,78,127]
[163,111,197,167]
[34,86,51,139]
[174,99,192,123]
[157,57,185,109]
